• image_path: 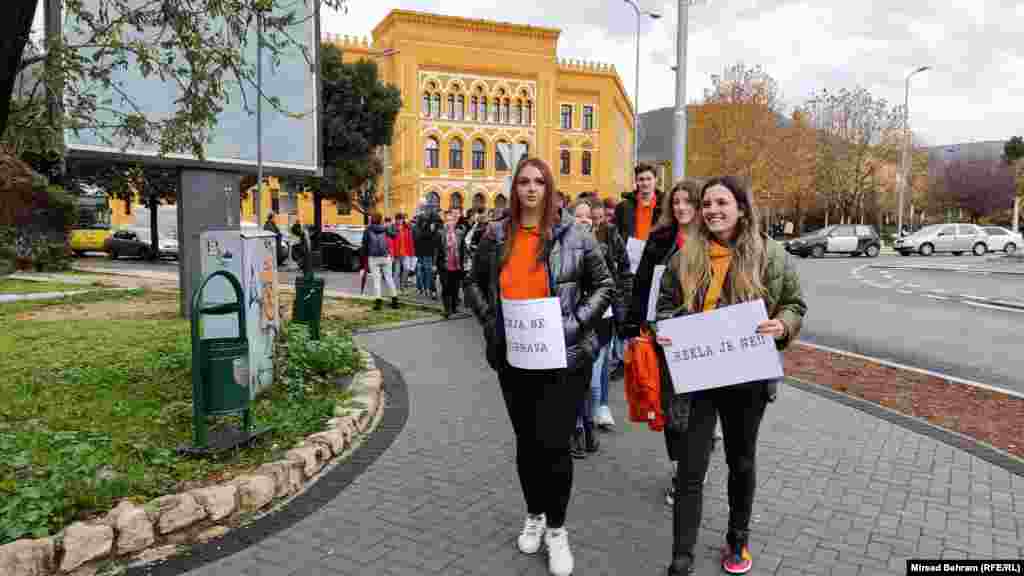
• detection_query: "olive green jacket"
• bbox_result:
[655,236,807,350]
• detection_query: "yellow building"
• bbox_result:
[113,9,636,230]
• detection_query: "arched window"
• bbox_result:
[502,99,511,123]
[494,194,507,210]
[449,191,463,211]
[560,149,571,175]
[457,95,465,120]
[473,193,486,210]
[495,141,510,172]
[425,137,439,169]
[471,96,478,121]
[525,100,533,125]
[472,139,486,170]
[423,93,431,118]
[449,139,463,169]
[447,94,455,119]
[480,98,488,123]
[515,100,523,124]
[431,94,441,118]
[425,191,441,211]
[582,151,592,176]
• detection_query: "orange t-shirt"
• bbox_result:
[500,227,550,300]
[634,197,656,241]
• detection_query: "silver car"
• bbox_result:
[894,223,989,256]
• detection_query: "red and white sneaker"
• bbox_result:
[721,542,753,574]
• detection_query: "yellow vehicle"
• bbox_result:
[69,195,112,255]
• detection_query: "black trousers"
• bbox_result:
[440,269,464,314]
[666,380,771,561]
[498,365,583,528]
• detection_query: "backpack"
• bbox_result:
[623,332,665,431]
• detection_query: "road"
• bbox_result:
[793,253,1024,395]
[75,252,1024,395]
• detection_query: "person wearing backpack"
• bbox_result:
[654,176,806,575]
[464,158,613,576]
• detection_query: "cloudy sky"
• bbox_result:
[322,0,1024,147]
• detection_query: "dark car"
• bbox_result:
[784,224,881,258]
[104,228,179,260]
[291,228,363,272]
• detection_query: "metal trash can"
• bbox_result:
[292,276,324,340]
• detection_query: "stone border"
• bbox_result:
[0,348,385,576]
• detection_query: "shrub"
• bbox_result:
[280,323,362,400]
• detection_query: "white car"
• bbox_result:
[981,226,1021,254]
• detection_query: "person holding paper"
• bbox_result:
[463,158,613,576]
[654,176,806,576]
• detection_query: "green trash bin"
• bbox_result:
[292,276,324,340]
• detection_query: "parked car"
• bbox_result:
[784,224,881,258]
[290,226,364,272]
[893,223,989,256]
[980,226,1021,254]
[104,228,178,260]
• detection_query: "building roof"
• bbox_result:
[373,9,561,41]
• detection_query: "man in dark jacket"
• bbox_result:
[414,210,441,299]
[434,209,467,319]
[614,163,663,246]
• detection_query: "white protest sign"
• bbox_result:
[646,264,667,322]
[656,299,783,394]
[501,297,568,370]
[603,305,613,319]
[626,237,646,274]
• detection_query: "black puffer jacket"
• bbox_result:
[361,223,396,258]
[464,220,615,373]
[622,223,679,338]
[593,223,633,345]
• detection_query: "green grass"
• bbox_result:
[0,289,369,545]
[0,278,99,295]
[320,300,436,333]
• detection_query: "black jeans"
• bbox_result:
[666,380,771,561]
[440,269,464,314]
[498,365,583,528]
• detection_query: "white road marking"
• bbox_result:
[960,294,980,299]
[965,301,1024,314]
[926,294,950,301]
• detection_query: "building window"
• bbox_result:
[583,106,594,131]
[525,100,532,124]
[495,141,509,171]
[425,137,439,168]
[560,149,571,175]
[473,193,486,210]
[431,94,440,118]
[447,94,455,119]
[472,139,486,170]
[425,191,441,210]
[450,191,463,211]
[471,96,478,121]
[457,95,465,120]
[449,139,463,169]
[561,105,572,129]
[336,198,350,215]
[515,101,523,124]
[480,98,488,123]
[423,93,431,118]
[582,151,592,176]
[501,99,510,123]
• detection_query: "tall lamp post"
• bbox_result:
[670,0,703,181]
[898,65,930,235]
[623,0,661,166]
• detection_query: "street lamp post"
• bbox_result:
[623,0,661,167]
[898,65,930,236]
[670,0,703,181]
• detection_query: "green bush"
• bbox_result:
[281,323,362,400]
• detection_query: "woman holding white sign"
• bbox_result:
[464,158,614,576]
[655,176,806,576]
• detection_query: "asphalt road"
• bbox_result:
[75,252,1024,395]
[794,254,1024,395]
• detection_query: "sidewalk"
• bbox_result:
[170,318,1023,576]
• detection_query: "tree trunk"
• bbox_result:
[148,195,159,260]
[0,0,38,138]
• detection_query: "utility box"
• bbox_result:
[198,228,279,399]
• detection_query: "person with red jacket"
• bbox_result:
[394,213,415,291]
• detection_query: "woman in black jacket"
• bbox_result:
[464,158,613,576]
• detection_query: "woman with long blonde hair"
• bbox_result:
[655,176,806,575]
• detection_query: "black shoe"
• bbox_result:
[570,429,586,459]
[391,297,400,310]
[373,299,382,311]
[584,427,600,453]
[442,311,450,320]
[666,556,695,576]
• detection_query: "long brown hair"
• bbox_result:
[674,176,766,311]
[502,157,559,265]
[655,177,703,230]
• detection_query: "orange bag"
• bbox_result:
[624,333,665,431]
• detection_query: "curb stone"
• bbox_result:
[0,348,383,576]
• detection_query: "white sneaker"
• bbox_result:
[595,405,615,428]
[544,527,574,576]
[517,513,546,554]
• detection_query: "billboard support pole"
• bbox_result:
[255,12,264,226]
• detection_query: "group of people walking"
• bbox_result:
[462,159,807,576]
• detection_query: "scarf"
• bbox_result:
[703,241,733,312]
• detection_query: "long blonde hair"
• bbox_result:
[655,178,703,230]
[674,176,767,311]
